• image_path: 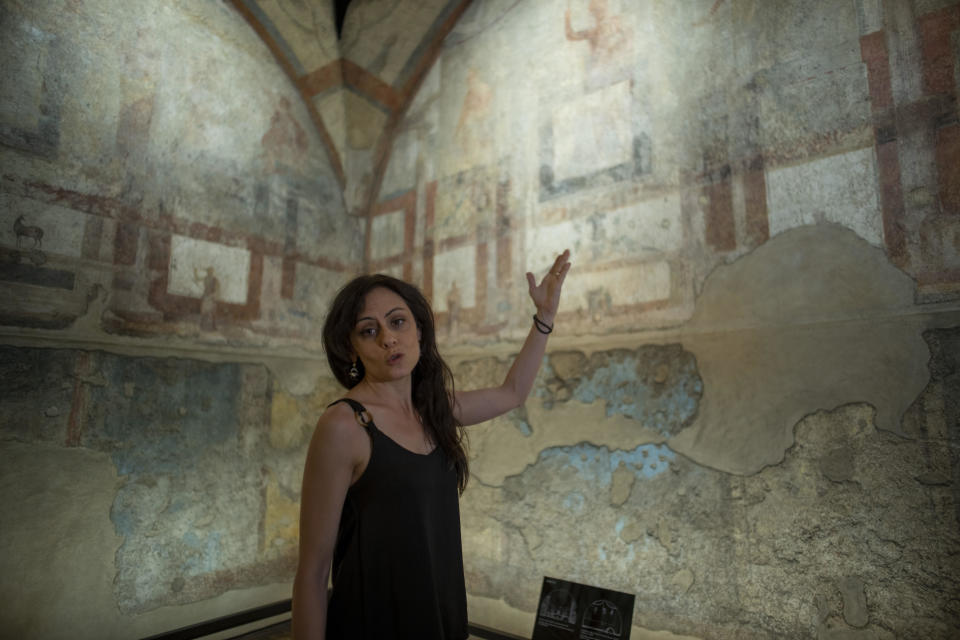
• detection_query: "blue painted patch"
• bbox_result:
[514,418,533,437]
[181,530,223,576]
[537,442,676,485]
[166,498,187,515]
[111,505,135,537]
[87,354,254,594]
[86,356,243,475]
[544,347,702,437]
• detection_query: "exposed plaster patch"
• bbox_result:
[463,402,960,638]
[671,224,930,475]
[0,441,124,639]
[610,461,635,505]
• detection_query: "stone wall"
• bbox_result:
[2,0,959,639]
[372,1,960,638]
[0,0,354,637]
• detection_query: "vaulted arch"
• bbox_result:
[229,0,473,215]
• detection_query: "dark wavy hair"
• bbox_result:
[322,274,468,493]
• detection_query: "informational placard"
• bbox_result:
[532,576,635,640]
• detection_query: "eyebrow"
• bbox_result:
[355,307,406,324]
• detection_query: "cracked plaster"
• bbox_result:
[462,401,960,639]
[457,225,958,638]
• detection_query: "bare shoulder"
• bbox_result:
[308,401,370,459]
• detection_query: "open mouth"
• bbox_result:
[388,353,403,364]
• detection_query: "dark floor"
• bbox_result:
[229,620,290,640]
[230,620,491,640]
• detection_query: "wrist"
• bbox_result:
[534,309,555,325]
[532,312,554,335]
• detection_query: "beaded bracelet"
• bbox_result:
[532,314,554,334]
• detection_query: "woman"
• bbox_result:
[293,250,571,639]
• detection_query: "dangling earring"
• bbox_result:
[349,360,360,380]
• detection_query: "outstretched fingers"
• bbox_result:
[550,250,571,285]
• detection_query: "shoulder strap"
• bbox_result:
[328,398,375,431]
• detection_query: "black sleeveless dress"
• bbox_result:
[325,398,468,640]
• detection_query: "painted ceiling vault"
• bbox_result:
[229,0,473,216]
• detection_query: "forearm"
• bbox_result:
[292,567,328,640]
[455,250,569,426]
[501,313,553,405]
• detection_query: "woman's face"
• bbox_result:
[349,286,421,383]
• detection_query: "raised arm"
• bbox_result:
[292,405,367,640]
[454,250,571,426]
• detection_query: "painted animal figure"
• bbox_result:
[14,215,43,249]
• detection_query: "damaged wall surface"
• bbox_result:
[369,0,960,638]
[453,226,960,639]
[0,0,352,637]
[2,0,960,639]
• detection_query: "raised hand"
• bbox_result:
[525,249,571,323]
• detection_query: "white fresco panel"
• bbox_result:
[766,147,884,246]
[563,263,672,312]
[605,194,684,255]
[553,80,633,182]
[525,222,578,279]
[525,194,682,275]
[856,0,883,35]
[433,245,476,312]
[168,236,251,304]
[370,210,406,260]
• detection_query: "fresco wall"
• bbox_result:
[2,0,960,639]
[369,0,960,638]
[228,0,474,216]
[0,0,355,637]
[0,0,361,344]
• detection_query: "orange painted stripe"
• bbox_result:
[860,29,908,266]
[918,5,960,96]
[936,124,960,215]
[423,181,437,300]
[860,31,893,110]
[300,61,343,97]
[66,352,91,447]
[876,140,907,264]
[341,58,403,112]
[301,57,405,113]
[743,158,769,247]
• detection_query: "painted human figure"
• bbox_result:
[194,266,219,331]
[564,0,632,90]
[454,68,493,158]
[446,280,462,337]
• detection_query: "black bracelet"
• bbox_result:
[532,314,553,334]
